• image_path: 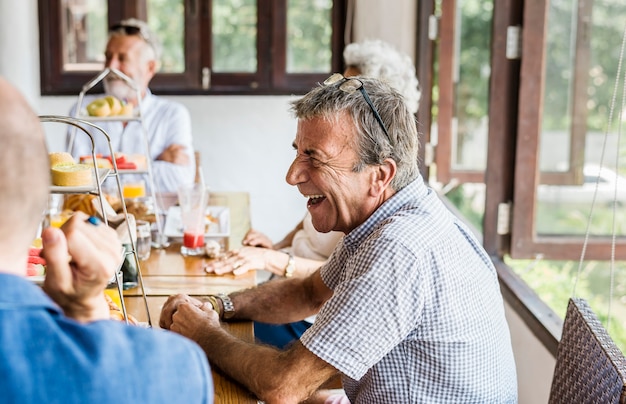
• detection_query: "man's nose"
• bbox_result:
[105,57,119,69]
[286,158,306,186]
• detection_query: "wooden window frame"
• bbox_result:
[435,0,486,185]
[509,0,626,261]
[38,0,348,96]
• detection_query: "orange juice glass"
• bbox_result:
[123,181,146,198]
[50,211,72,228]
[104,286,123,309]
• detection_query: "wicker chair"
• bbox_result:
[548,298,626,403]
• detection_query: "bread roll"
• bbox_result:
[51,163,92,187]
[49,152,75,167]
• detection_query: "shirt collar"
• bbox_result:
[137,88,155,111]
[343,176,430,251]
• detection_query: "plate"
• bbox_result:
[27,275,45,285]
[117,168,149,174]
[163,206,230,238]
[50,168,111,194]
[77,114,140,122]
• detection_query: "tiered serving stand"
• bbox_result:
[40,69,162,326]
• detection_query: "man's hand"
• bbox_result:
[159,293,204,329]
[42,212,123,323]
[156,144,190,165]
[170,302,221,342]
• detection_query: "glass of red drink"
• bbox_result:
[177,183,209,256]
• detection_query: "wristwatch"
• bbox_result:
[216,293,235,320]
[284,252,296,278]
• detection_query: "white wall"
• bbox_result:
[504,301,556,404]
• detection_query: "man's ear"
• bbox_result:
[146,59,158,80]
[369,158,397,197]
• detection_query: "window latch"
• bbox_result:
[506,26,522,60]
[428,15,439,40]
[202,67,211,90]
[497,202,512,235]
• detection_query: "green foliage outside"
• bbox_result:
[147,0,185,72]
[212,0,257,72]
[286,0,332,73]
[145,0,333,74]
[543,0,626,132]
[506,257,626,353]
[446,185,626,353]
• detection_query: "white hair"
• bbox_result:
[343,40,421,114]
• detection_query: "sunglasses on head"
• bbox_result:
[323,73,390,139]
[109,23,151,43]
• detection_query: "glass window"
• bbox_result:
[451,0,491,171]
[536,0,626,238]
[212,0,257,73]
[39,0,346,95]
[61,0,107,70]
[286,0,333,73]
[147,0,185,73]
[433,0,492,185]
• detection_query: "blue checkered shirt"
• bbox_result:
[300,177,518,403]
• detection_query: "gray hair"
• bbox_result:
[291,76,420,191]
[108,18,162,68]
[344,40,421,114]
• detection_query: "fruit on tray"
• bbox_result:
[26,247,46,277]
[85,96,134,117]
[86,98,111,117]
[104,95,122,115]
[79,154,113,169]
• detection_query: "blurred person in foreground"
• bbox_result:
[205,40,422,349]
[68,18,195,193]
[161,75,517,403]
[0,77,213,403]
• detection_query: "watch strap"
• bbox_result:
[284,252,296,278]
[216,293,235,320]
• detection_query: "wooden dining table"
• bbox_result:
[123,191,260,404]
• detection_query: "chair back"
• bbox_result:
[548,298,626,404]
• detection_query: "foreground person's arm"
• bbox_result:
[42,212,123,323]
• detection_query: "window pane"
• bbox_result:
[536,0,626,237]
[286,0,332,73]
[212,0,257,73]
[451,0,492,170]
[61,0,107,70]
[506,257,626,353]
[147,0,185,73]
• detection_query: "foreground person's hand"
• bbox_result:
[159,293,204,329]
[42,212,123,323]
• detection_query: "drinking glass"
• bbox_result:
[122,179,146,199]
[177,183,209,256]
[135,220,151,260]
